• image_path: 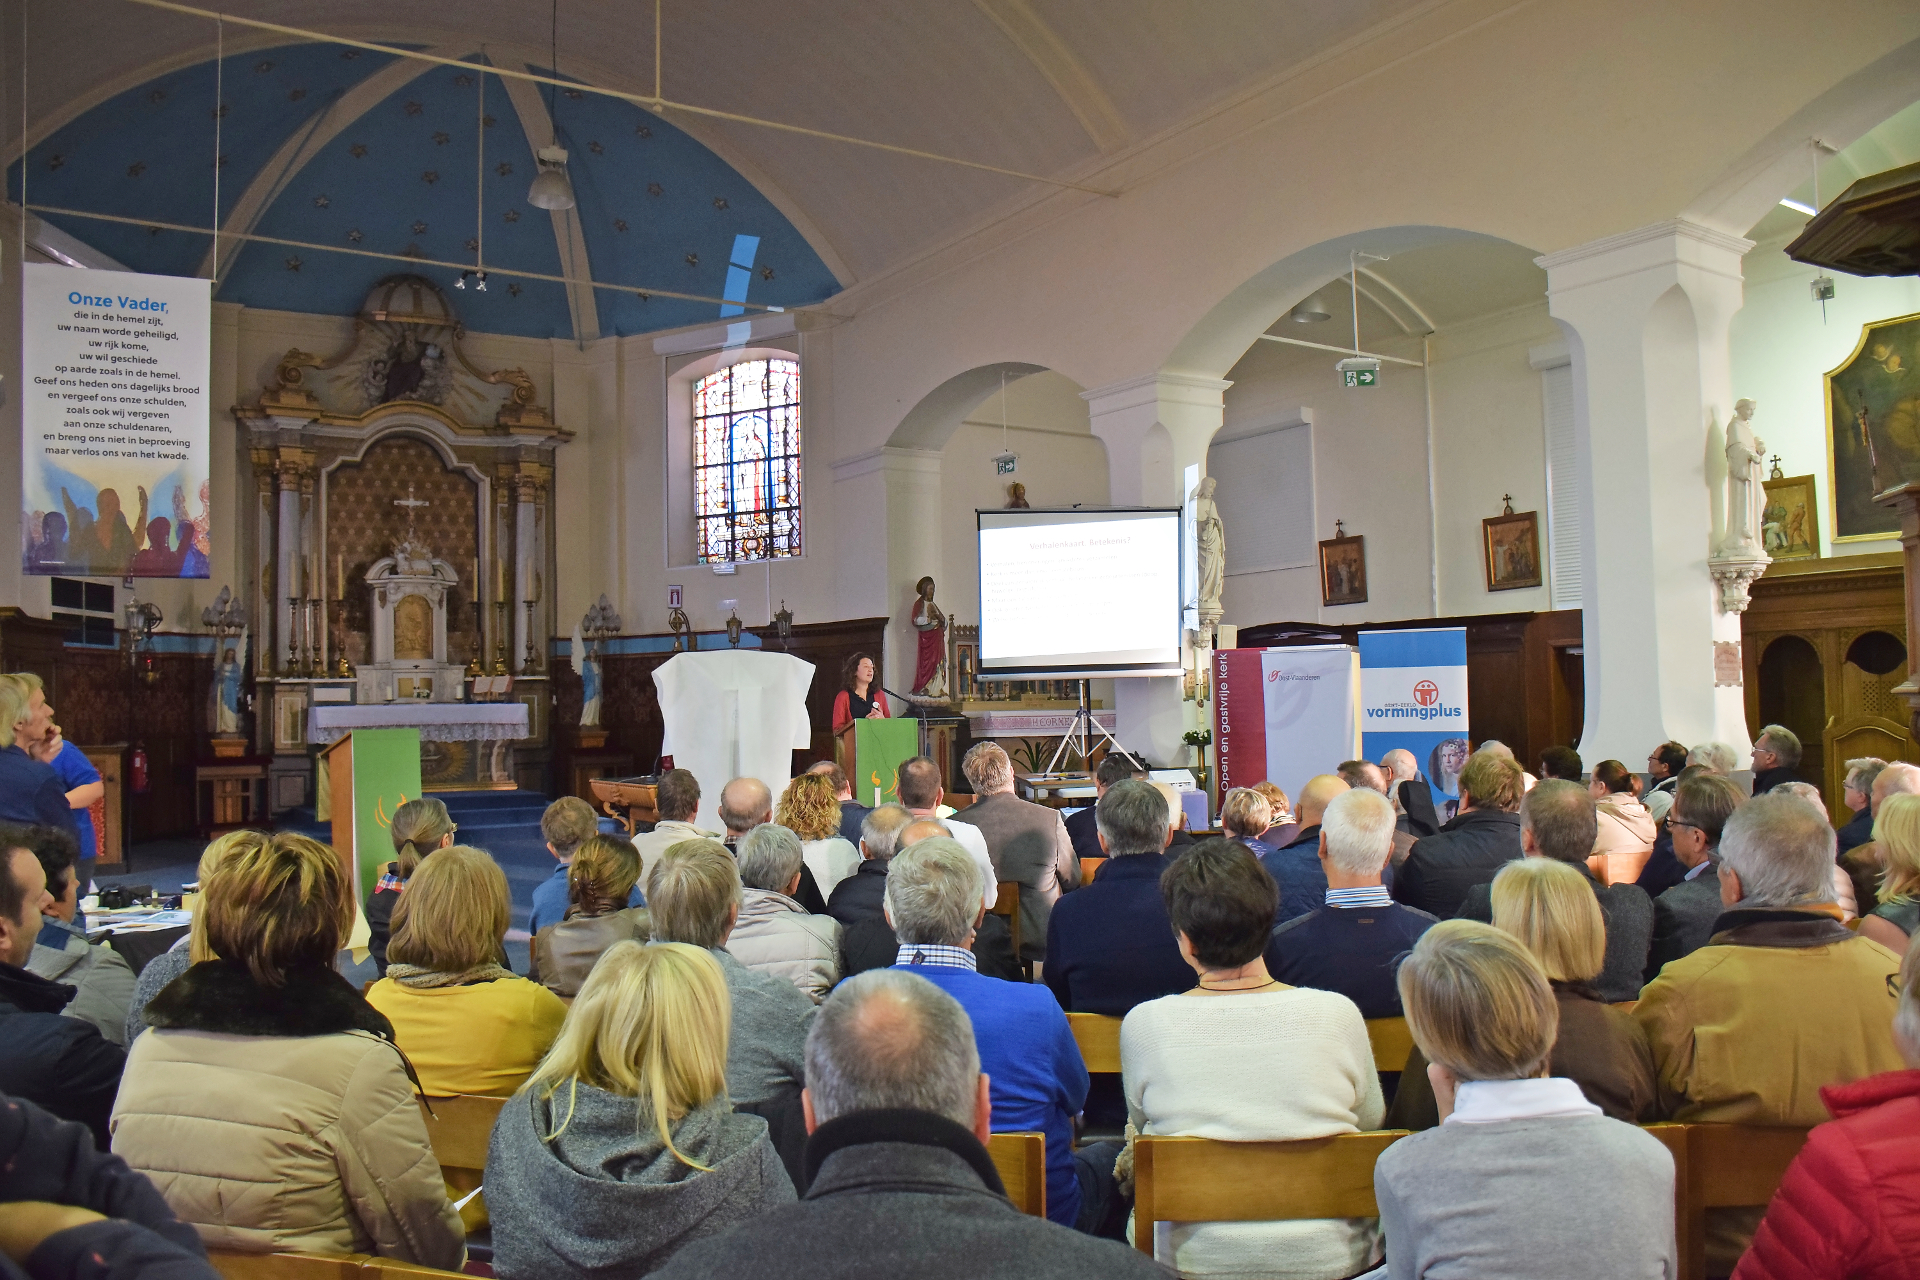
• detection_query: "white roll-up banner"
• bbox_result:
[20,263,212,578]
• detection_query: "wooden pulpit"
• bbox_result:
[1880,481,1920,738]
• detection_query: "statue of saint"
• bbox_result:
[1722,399,1767,554]
[214,643,244,734]
[910,576,947,699]
[1005,481,1030,509]
[1192,475,1226,625]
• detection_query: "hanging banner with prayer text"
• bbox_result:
[21,263,211,578]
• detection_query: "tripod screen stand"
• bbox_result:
[1043,679,1143,775]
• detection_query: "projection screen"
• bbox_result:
[976,507,1184,679]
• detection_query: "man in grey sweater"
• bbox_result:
[650,969,1167,1280]
[648,839,813,1107]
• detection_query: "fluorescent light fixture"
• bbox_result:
[1779,197,1816,216]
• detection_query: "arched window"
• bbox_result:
[692,357,801,563]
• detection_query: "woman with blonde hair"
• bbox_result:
[1372,920,1677,1279]
[531,834,652,997]
[486,941,794,1277]
[1389,859,1656,1128]
[366,846,567,1096]
[1220,787,1276,857]
[111,832,463,1266]
[775,772,860,899]
[367,797,456,974]
[123,828,265,1043]
[1253,781,1299,847]
[1859,791,1920,952]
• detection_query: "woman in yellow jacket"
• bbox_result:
[366,845,568,1097]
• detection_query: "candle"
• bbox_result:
[496,560,505,599]
[336,554,344,601]
[472,557,480,598]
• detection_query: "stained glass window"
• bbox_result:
[693,358,802,563]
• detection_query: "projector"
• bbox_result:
[993,451,1018,476]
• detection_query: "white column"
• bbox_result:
[832,446,942,703]
[1082,372,1230,765]
[1537,220,1755,763]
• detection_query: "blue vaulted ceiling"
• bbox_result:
[8,44,841,339]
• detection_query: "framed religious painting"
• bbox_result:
[1827,310,1920,543]
[1318,529,1367,606]
[1482,510,1543,591]
[1760,473,1819,560]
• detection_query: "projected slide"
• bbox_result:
[978,508,1182,676]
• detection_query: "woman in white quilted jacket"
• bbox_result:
[109,832,463,1267]
[726,823,841,1002]
[1587,760,1657,886]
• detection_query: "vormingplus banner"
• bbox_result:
[21,263,212,578]
[1359,628,1471,805]
[1214,644,1359,795]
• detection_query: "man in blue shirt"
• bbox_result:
[1267,787,1437,1018]
[527,796,638,937]
[1258,773,1349,926]
[0,679,77,842]
[886,837,1105,1234]
[1045,779,1192,1015]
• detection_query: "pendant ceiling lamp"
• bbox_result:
[528,0,576,210]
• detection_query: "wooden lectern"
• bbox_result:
[836,723,860,787]
[314,727,423,903]
[317,735,359,895]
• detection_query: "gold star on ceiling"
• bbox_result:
[349,144,368,158]
[411,220,428,234]
[313,194,330,208]
[403,101,423,116]
[432,131,450,145]
[496,161,513,176]
[127,161,146,178]
[422,171,439,184]
[503,209,520,223]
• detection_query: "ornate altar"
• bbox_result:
[236,274,572,810]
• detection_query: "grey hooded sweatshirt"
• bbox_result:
[486,1084,795,1280]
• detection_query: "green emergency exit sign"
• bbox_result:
[1343,368,1377,387]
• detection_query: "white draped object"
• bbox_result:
[653,650,817,834]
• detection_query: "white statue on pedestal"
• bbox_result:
[1191,475,1225,629]
[1721,399,1767,554]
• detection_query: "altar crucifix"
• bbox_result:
[394,485,430,534]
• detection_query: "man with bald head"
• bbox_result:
[1258,773,1350,925]
[721,776,829,914]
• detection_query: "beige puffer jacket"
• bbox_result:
[726,887,840,1002]
[111,1025,465,1266]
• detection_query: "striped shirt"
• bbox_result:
[894,942,978,972]
[1325,885,1395,909]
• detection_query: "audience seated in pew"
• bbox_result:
[1735,931,1920,1280]
[728,823,841,1002]
[529,796,639,939]
[1122,837,1385,1278]
[1369,920,1677,1280]
[1066,753,1147,864]
[1043,778,1194,1017]
[650,969,1167,1280]
[485,941,795,1279]
[1393,754,1526,920]
[1837,760,1920,921]
[1635,792,1906,1275]
[1392,859,1657,1128]
[365,798,456,977]
[1833,756,1886,858]
[25,823,134,1047]
[1645,773,1744,980]
[951,742,1080,966]
[825,803,912,931]
[125,831,259,1045]
[1254,780,1301,848]
[365,844,566,1097]
[1337,760,1419,870]
[0,1092,218,1280]
[1259,774,1350,926]
[531,835,653,997]
[649,839,815,1113]
[1773,782,1860,919]
[110,832,463,1267]
[778,772,862,902]
[1454,779,1653,1003]
[1636,761,1714,898]
[1267,787,1438,1019]
[1857,791,1920,954]
[885,837,1101,1233]
[0,825,124,1150]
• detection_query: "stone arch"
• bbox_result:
[885,362,1051,453]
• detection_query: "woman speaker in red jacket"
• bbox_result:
[1735,931,1920,1280]
[830,652,890,734]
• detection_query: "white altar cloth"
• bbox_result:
[654,650,815,833]
[307,702,529,745]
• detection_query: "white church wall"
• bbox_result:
[1731,236,1920,560]
[937,371,1109,630]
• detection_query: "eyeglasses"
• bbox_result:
[1667,819,1702,833]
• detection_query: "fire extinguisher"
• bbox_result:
[130,743,150,795]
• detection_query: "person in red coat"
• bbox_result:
[830,652,890,734]
[1735,932,1920,1280]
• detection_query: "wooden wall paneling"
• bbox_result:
[751,617,890,769]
